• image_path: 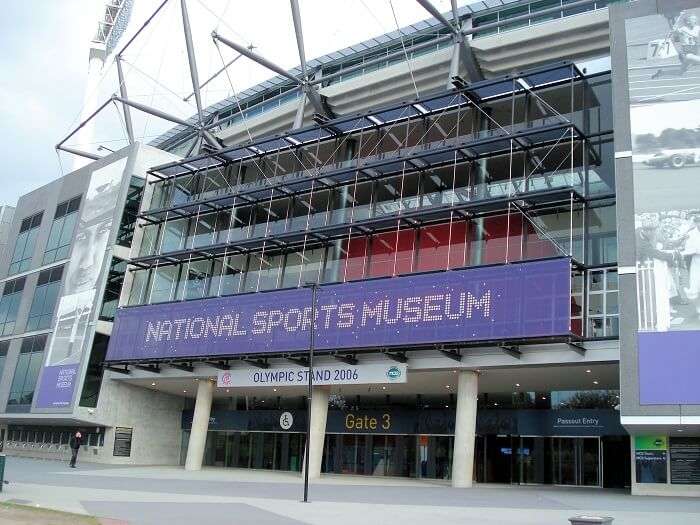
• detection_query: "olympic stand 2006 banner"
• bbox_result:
[105,258,571,362]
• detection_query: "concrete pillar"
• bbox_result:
[305,386,329,480]
[452,370,478,488]
[185,379,214,471]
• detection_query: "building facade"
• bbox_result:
[2,0,699,497]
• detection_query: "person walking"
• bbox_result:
[69,431,83,468]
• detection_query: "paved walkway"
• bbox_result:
[1,457,699,524]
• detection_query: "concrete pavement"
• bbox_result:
[1,457,699,524]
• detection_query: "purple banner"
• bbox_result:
[34,364,79,408]
[106,258,572,362]
[639,331,700,405]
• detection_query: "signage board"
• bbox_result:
[113,427,133,457]
[182,408,626,437]
[670,437,700,484]
[635,435,668,484]
[107,258,571,362]
[217,363,407,388]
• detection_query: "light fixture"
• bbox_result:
[585,369,591,373]
[273,388,278,392]
[677,429,684,432]
[493,402,499,406]
[445,405,449,408]
[183,390,187,393]
[515,383,520,387]
[541,396,546,400]
[261,400,265,403]
[194,378,199,381]
[593,380,599,385]
[382,386,386,390]
[151,382,156,386]
[226,389,230,393]
[445,385,451,389]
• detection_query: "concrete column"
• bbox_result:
[185,379,214,471]
[452,370,478,488]
[305,386,329,480]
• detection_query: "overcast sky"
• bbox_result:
[0,0,467,207]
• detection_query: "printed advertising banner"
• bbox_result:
[625,5,700,404]
[106,258,571,362]
[34,158,128,410]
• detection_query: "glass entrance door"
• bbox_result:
[551,437,600,486]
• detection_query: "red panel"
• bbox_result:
[416,221,469,272]
[416,223,450,272]
[523,222,559,260]
[479,214,524,265]
[368,229,415,278]
[343,236,368,281]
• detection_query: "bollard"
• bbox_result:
[569,516,614,525]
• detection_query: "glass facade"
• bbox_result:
[0,341,8,384]
[0,277,25,336]
[131,73,615,325]
[6,334,47,411]
[472,0,611,38]
[43,196,80,265]
[25,266,63,332]
[9,212,42,275]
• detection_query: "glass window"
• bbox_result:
[43,196,81,265]
[587,268,618,338]
[213,255,246,296]
[149,265,180,303]
[116,178,144,247]
[0,277,26,336]
[26,266,63,331]
[9,212,43,274]
[179,259,214,300]
[7,334,47,409]
[100,259,126,321]
[0,340,9,384]
[128,269,151,306]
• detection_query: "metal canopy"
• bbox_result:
[147,61,583,181]
[130,186,586,270]
[141,120,586,224]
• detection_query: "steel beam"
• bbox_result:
[290,0,308,79]
[180,0,205,124]
[184,54,242,102]
[115,0,171,58]
[113,96,194,128]
[416,0,457,33]
[115,56,135,144]
[56,97,114,149]
[57,145,103,161]
[212,30,303,85]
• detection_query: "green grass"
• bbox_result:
[0,502,100,524]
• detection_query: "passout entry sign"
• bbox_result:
[217,363,407,388]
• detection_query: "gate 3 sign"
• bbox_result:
[217,363,407,388]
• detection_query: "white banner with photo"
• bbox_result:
[34,158,128,409]
[627,6,700,332]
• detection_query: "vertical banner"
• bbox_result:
[34,158,128,410]
[625,5,700,404]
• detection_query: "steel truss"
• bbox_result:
[127,62,607,276]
